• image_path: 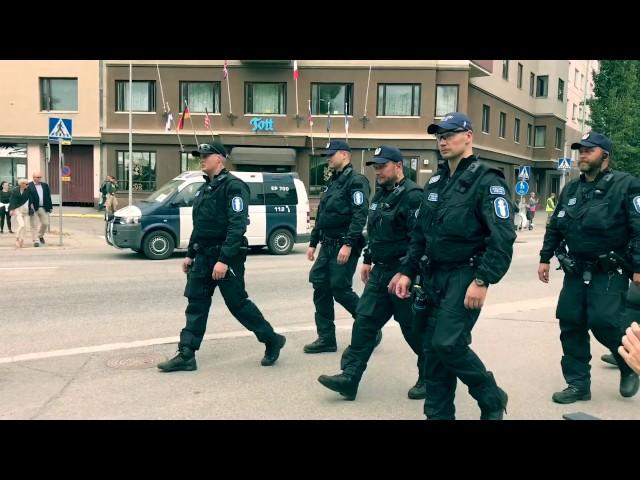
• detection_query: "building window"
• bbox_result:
[580,73,585,88]
[499,112,507,138]
[517,63,523,89]
[402,157,418,182]
[180,81,220,113]
[40,78,78,111]
[116,80,156,112]
[529,73,535,96]
[180,152,201,172]
[377,84,421,116]
[482,105,490,133]
[434,85,458,117]
[502,60,509,80]
[572,104,577,120]
[117,151,156,191]
[555,127,563,149]
[309,155,330,196]
[311,83,353,115]
[534,126,546,147]
[557,79,564,101]
[578,106,583,122]
[527,124,533,147]
[514,118,521,143]
[574,68,580,87]
[536,76,549,97]
[245,82,286,114]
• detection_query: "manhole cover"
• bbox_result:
[106,353,167,370]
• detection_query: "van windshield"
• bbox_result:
[143,180,182,203]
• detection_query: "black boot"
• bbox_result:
[261,334,286,366]
[552,386,591,404]
[157,346,197,372]
[601,353,618,366]
[317,373,359,400]
[480,387,508,420]
[304,337,337,354]
[620,371,640,398]
[407,377,427,400]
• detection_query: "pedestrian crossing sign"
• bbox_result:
[48,117,73,142]
[557,157,572,171]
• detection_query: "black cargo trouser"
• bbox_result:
[556,269,635,391]
[0,206,10,231]
[309,241,360,342]
[341,264,425,383]
[179,248,278,350]
[422,265,505,420]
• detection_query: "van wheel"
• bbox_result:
[268,229,293,255]
[143,231,175,260]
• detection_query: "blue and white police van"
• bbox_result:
[106,171,311,260]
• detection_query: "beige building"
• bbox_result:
[0,60,101,204]
[566,60,599,150]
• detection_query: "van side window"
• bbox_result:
[264,181,297,206]
[173,182,202,207]
[248,183,265,205]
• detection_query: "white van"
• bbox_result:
[106,171,311,259]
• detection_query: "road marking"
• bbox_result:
[0,267,59,271]
[0,296,560,365]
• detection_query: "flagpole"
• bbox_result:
[156,64,184,152]
[185,100,199,145]
[168,102,184,152]
[128,62,133,206]
[225,62,233,114]
[364,65,372,117]
[205,108,216,142]
[345,101,349,142]
[308,99,314,155]
[294,61,299,116]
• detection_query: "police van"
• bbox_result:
[106,171,310,260]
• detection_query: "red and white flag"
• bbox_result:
[293,60,299,80]
[223,60,229,80]
[204,108,211,129]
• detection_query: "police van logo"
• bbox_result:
[558,210,566,218]
[633,196,640,214]
[490,186,505,195]
[493,197,509,219]
[374,147,381,155]
[370,203,378,211]
[353,191,364,206]
[231,196,244,212]
[582,133,590,140]
[568,197,577,206]
[429,175,440,185]
[428,193,438,202]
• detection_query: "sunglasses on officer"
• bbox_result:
[435,129,470,142]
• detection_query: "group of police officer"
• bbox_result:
[156,111,640,420]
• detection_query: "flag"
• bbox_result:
[177,104,190,130]
[223,60,229,80]
[293,60,299,80]
[344,102,349,136]
[326,101,332,133]
[204,108,211,129]
[165,111,173,131]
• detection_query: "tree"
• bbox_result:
[588,60,640,177]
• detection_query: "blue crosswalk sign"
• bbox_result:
[518,166,531,180]
[48,117,73,142]
[515,181,529,196]
[557,157,572,171]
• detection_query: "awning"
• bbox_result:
[230,147,297,166]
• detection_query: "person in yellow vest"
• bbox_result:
[545,192,556,226]
[105,176,119,220]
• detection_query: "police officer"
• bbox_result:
[538,132,640,403]
[317,146,426,400]
[157,143,286,372]
[305,140,377,353]
[394,112,516,420]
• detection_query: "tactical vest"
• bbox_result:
[368,178,422,262]
[555,171,630,257]
[420,160,505,262]
[192,172,243,244]
[316,165,362,234]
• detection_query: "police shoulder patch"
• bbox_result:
[568,197,577,206]
[353,191,364,206]
[557,210,566,218]
[633,196,640,214]
[493,197,510,219]
[428,192,438,202]
[429,175,441,185]
[231,196,244,212]
[490,186,506,195]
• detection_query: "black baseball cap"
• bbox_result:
[366,145,403,165]
[571,132,612,153]
[322,140,351,156]
[427,112,473,135]
[192,142,227,158]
